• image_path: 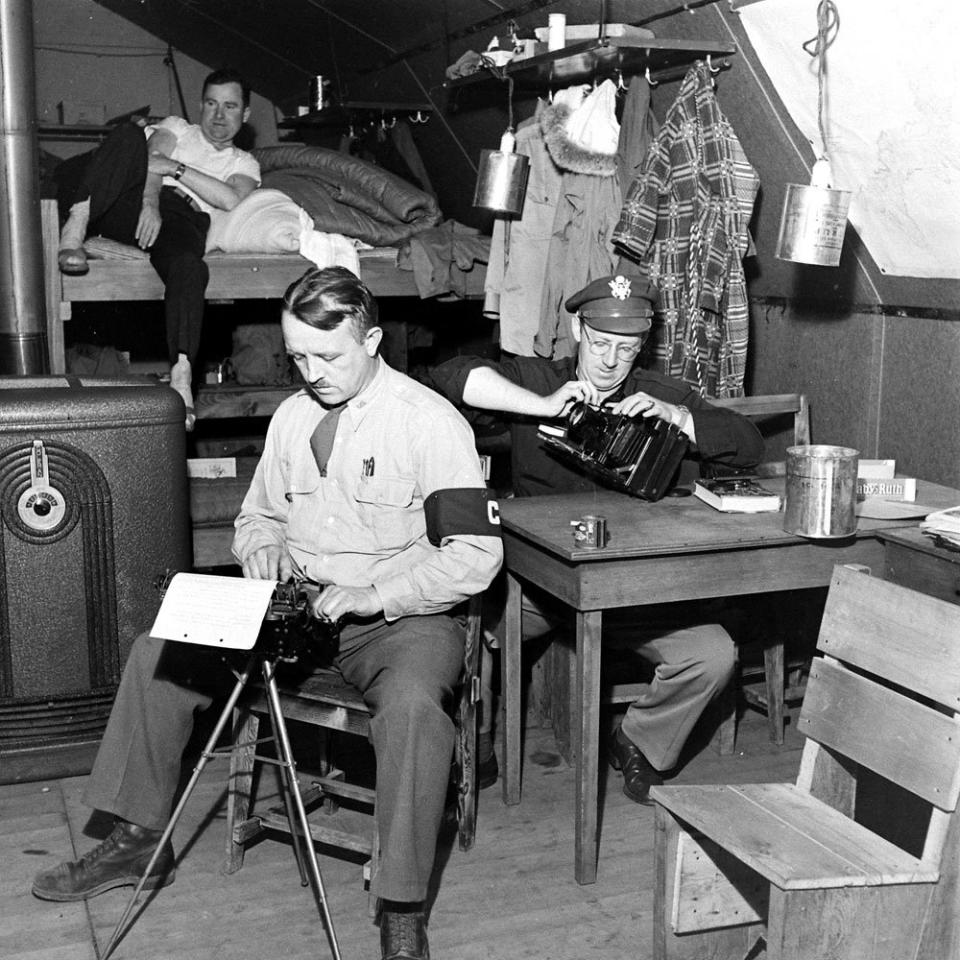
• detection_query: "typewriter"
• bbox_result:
[258,581,340,663]
[538,402,689,501]
[155,573,339,663]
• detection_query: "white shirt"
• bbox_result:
[146,116,261,214]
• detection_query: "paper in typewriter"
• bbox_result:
[150,572,279,649]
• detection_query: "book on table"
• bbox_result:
[920,505,960,550]
[693,477,783,513]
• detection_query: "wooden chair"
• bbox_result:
[710,392,810,476]
[222,595,483,891]
[651,564,960,960]
[600,393,811,757]
[710,393,811,747]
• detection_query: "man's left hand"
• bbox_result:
[613,391,671,420]
[311,584,382,623]
[612,392,691,434]
[135,199,162,249]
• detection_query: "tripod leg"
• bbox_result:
[261,659,309,887]
[101,653,258,960]
[263,659,343,960]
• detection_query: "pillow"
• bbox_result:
[206,188,309,254]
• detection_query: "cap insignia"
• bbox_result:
[609,275,631,300]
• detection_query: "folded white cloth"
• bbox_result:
[298,217,360,275]
[564,79,620,156]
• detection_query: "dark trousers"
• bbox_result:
[59,122,210,364]
[83,613,465,903]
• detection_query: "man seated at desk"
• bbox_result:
[32,267,503,960]
[430,273,763,803]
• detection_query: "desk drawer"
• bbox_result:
[884,542,960,605]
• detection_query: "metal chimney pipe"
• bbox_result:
[0,0,48,374]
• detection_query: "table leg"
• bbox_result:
[502,570,523,806]
[574,609,603,885]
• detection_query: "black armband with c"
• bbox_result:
[424,487,501,547]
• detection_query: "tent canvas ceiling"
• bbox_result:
[88,0,959,312]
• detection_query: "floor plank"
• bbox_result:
[2,709,803,960]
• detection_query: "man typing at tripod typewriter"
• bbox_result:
[32,266,503,960]
[430,273,763,802]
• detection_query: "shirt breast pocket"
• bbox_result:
[284,467,323,553]
[354,477,419,552]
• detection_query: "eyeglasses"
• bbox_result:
[581,325,643,362]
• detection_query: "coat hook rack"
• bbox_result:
[280,99,433,135]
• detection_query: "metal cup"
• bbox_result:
[473,148,530,215]
[783,444,859,539]
[571,515,608,549]
[309,75,329,112]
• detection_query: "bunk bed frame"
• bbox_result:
[40,198,484,377]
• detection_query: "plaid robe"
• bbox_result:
[613,63,758,398]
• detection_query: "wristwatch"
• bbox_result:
[173,162,186,181]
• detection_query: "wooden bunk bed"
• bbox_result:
[40,197,486,411]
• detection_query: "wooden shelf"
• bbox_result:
[195,383,299,420]
[37,123,114,143]
[445,36,736,90]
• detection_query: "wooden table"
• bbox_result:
[879,525,960,604]
[498,479,960,885]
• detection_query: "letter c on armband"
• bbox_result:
[424,488,502,547]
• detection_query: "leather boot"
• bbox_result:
[608,723,664,805]
[380,906,430,960]
[32,820,175,901]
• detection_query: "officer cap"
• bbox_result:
[564,274,658,335]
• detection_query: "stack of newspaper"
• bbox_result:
[920,506,960,550]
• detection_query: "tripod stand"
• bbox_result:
[102,649,342,960]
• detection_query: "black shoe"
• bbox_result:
[31,820,175,901]
[381,908,430,960]
[608,724,663,805]
[478,749,499,790]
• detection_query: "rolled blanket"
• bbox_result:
[252,145,442,247]
[206,188,304,253]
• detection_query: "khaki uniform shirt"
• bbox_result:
[233,359,502,621]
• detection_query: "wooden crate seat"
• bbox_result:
[650,565,960,960]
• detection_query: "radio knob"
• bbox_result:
[33,499,52,517]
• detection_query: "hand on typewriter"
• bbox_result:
[311,583,383,623]
[242,544,293,583]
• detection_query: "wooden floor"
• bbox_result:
[3,709,803,960]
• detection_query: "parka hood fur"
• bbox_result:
[539,102,618,177]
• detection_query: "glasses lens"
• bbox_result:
[584,328,639,360]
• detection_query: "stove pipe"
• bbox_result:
[0,0,48,375]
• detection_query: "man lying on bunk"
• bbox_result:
[56,67,261,430]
